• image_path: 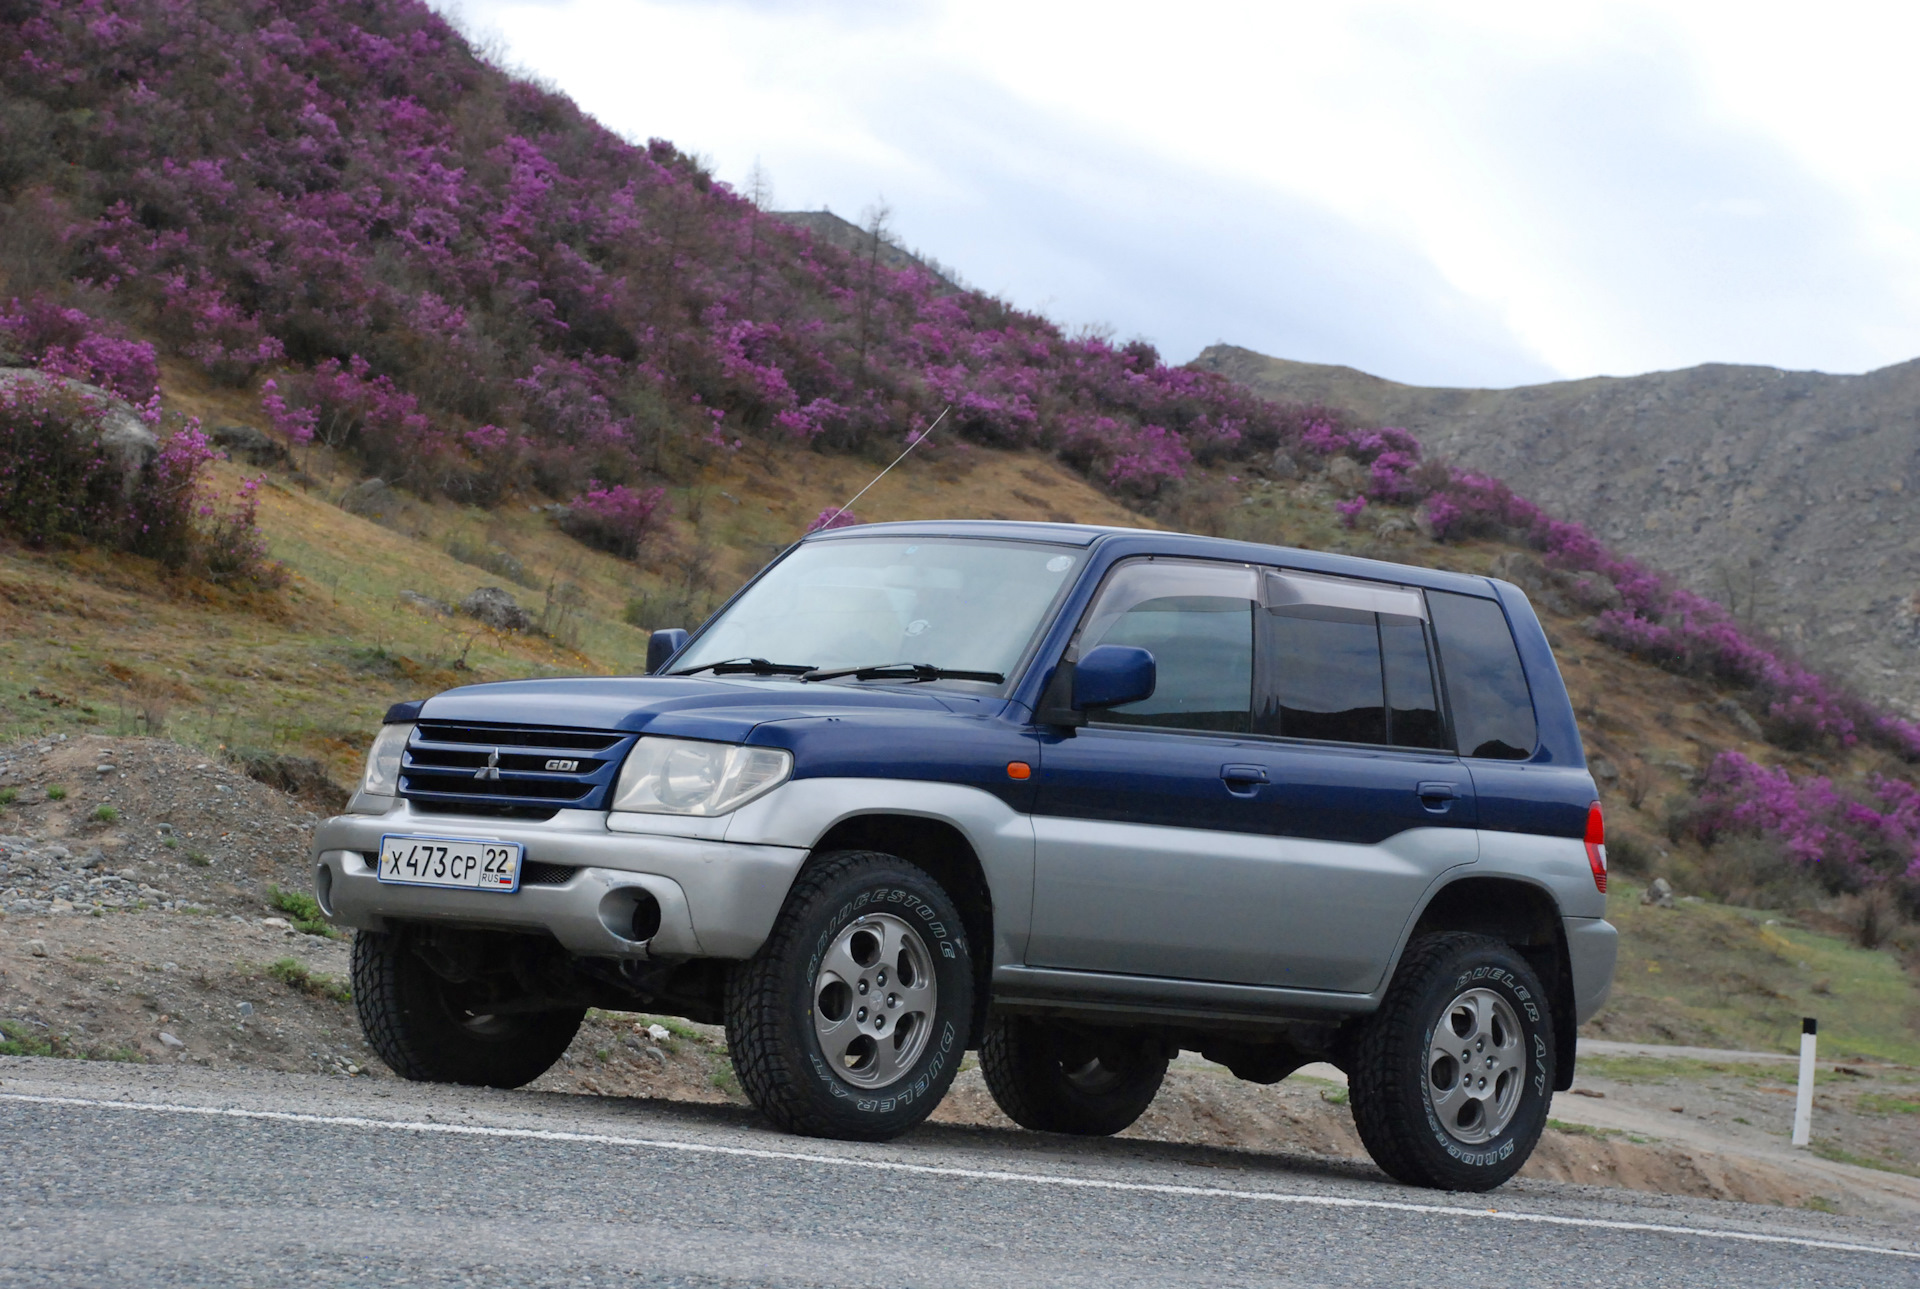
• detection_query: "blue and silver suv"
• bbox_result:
[312,520,1616,1190]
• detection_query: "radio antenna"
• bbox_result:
[812,404,951,534]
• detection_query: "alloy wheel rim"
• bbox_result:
[1425,986,1525,1144]
[812,912,938,1088]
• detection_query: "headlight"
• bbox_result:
[611,737,792,816]
[360,722,414,797]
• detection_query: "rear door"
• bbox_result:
[1245,571,1477,992]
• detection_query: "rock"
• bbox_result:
[1591,757,1619,782]
[643,1046,667,1065]
[261,916,291,929]
[1326,455,1368,492]
[339,477,405,524]
[158,1031,185,1049]
[238,1001,254,1018]
[209,423,291,468]
[0,368,158,494]
[1268,449,1300,480]
[1643,877,1676,908]
[646,1023,671,1041]
[398,589,451,615]
[461,586,534,633]
[27,939,46,957]
[95,763,113,774]
[1714,698,1765,738]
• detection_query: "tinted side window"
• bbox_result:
[1261,605,1385,744]
[1381,614,1446,749]
[1428,591,1536,759]
[1081,562,1257,734]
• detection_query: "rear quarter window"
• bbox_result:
[1428,591,1537,760]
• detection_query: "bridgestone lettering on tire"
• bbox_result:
[980,1015,1167,1137]
[1348,932,1555,1191]
[726,850,974,1142]
[351,928,585,1089]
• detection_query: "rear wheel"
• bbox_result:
[351,928,584,1089]
[1348,932,1554,1191]
[980,1015,1167,1136]
[726,850,974,1141]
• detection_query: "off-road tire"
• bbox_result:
[1348,932,1555,1191]
[725,850,974,1141]
[351,928,585,1089]
[980,1015,1168,1136]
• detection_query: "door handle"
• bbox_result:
[1221,764,1268,797]
[1417,781,1459,812]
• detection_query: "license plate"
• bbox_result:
[376,835,523,892]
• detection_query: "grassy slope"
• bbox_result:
[0,367,1915,1060]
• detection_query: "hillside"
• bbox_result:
[1193,344,1920,717]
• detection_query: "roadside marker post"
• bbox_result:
[1792,1017,1817,1148]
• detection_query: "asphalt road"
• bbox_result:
[3,1057,1916,1288]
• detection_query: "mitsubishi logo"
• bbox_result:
[474,749,503,781]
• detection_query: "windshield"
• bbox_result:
[675,537,1084,683]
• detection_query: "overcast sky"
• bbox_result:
[436,0,1920,388]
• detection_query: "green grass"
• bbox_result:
[45,785,66,801]
[0,1018,145,1062]
[268,884,337,937]
[0,787,16,806]
[708,1055,741,1097]
[186,849,210,867]
[1319,1086,1350,1107]
[0,1019,55,1057]
[1805,1196,1842,1214]
[1858,1093,1920,1115]
[265,957,351,1003]
[1587,879,1920,1065]
[639,1015,705,1042]
[90,804,118,823]
[1810,1140,1920,1178]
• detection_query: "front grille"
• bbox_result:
[520,861,578,887]
[399,721,633,816]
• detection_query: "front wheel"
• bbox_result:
[1348,932,1555,1191]
[726,850,974,1141]
[980,1015,1167,1136]
[351,928,585,1089]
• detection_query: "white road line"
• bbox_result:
[3,1091,1914,1261]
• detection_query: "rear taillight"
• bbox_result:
[1584,800,1607,893]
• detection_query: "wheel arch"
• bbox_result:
[809,812,995,1046]
[1404,875,1578,1091]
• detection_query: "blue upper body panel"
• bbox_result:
[409,522,1593,839]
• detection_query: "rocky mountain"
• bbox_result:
[1194,345,1920,715]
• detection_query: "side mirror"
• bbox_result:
[646,628,690,675]
[1072,645,1156,710]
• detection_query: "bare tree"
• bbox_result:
[855,198,892,378]
[744,159,773,320]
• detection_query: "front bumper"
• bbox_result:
[311,801,808,960]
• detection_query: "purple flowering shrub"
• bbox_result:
[808,507,861,532]
[0,377,278,586]
[1685,752,1920,902]
[0,295,160,403]
[558,482,669,558]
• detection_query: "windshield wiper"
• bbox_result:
[672,657,816,677]
[801,662,1006,684]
